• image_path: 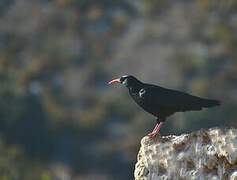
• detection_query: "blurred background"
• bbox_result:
[0,0,237,179]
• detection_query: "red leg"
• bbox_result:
[148,122,164,139]
[150,123,160,134]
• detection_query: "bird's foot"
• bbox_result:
[148,132,159,139]
[147,121,164,139]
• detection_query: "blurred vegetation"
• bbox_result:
[0,0,236,179]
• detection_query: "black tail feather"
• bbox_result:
[202,99,221,108]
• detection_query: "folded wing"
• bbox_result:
[143,85,220,114]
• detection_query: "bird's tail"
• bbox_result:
[201,98,221,108]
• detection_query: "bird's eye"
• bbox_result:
[122,79,128,85]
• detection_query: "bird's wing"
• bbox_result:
[142,85,208,112]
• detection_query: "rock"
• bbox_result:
[134,128,237,180]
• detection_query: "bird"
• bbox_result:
[108,75,220,139]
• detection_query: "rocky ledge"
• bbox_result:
[134,128,237,180]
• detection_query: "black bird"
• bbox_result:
[108,75,220,139]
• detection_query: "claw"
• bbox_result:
[148,132,158,139]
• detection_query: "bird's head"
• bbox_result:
[108,75,141,87]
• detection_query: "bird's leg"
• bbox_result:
[149,123,160,134]
[148,121,164,139]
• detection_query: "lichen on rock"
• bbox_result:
[134,128,237,180]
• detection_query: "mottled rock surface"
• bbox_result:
[134,128,237,180]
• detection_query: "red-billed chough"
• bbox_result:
[108,75,220,139]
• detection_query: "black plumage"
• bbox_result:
[108,75,220,138]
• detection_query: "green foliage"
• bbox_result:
[0,139,54,179]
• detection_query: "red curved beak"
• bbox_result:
[108,78,121,85]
